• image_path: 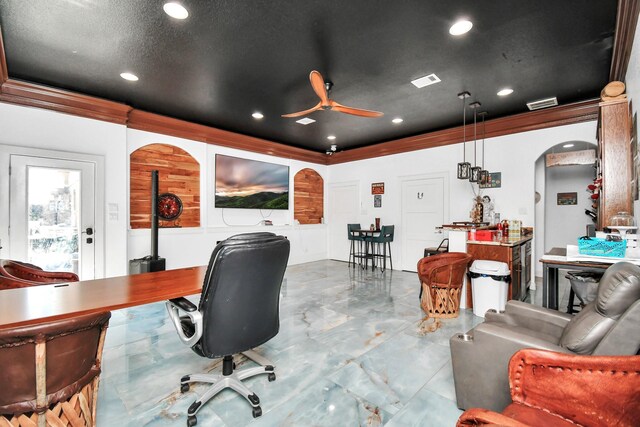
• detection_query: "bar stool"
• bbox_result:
[347,224,365,267]
[371,225,394,271]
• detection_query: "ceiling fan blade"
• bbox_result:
[281,102,322,118]
[331,101,383,118]
[310,70,329,105]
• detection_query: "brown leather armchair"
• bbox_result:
[0,311,110,427]
[418,252,472,318]
[0,259,79,285]
[457,348,640,427]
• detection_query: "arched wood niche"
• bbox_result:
[294,168,324,224]
[130,143,200,228]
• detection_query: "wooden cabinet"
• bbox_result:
[597,99,632,229]
[466,238,532,309]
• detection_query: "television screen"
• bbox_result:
[215,154,289,209]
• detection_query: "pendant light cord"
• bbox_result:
[462,96,466,162]
[473,108,477,166]
[482,113,486,169]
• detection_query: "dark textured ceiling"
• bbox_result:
[0,1,618,152]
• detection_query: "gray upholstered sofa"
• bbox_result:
[450,261,640,412]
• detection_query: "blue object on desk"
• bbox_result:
[577,236,626,258]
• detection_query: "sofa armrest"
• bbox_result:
[508,349,640,427]
[457,408,528,427]
[482,300,572,340]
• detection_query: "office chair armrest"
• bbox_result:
[169,297,197,312]
[166,298,203,347]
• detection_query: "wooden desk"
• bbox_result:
[0,266,206,329]
[541,248,608,310]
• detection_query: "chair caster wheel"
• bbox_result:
[181,383,190,393]
[252,406,262,418]
[187,415,197,426]
[268,373,276,382]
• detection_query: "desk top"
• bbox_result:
[0,266,206,329]
[540,247,610,268]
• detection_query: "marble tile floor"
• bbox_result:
[97,260,488,426]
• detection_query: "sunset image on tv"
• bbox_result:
[215,155,289,209]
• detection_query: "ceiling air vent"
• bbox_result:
[526,97,558,110]
[411,73,441,88]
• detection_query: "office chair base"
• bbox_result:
[181,352,275,424]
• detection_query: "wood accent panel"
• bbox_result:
[130,143,200,229]
[0,266,206,329]
[545,149,596,167]
[0,79,131,124]
[328,100,599,164]
[0,27,7,85]
[597,99,632,229]
[610,0,640,81]
[294,168,324,224]
[128,109,328,165]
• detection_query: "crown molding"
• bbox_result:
[127,109,328,164]
[327,99,600,165]
[610,0,640,81]
[0,27,8,85]
[0,79,132,124]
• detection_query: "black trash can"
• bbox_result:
[565,271,603,312]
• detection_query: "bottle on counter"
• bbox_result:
[502,220,509,238]
[496,221,503,240]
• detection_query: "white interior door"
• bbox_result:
[401,174,447,272]
[328,182,359,261]
[9,155,96,279]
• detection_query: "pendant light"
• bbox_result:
[457,91,471,179]
[478,111,489,185]
[469,101,482,182]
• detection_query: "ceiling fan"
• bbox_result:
[282,70,383,118]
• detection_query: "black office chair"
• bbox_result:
[166,232,290,426]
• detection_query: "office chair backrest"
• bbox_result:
[198,233,290,358]
[560,262,640,354]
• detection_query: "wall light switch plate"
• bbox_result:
[519,207,528,215]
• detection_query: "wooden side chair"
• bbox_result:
[418,252,472,318]
[0,311,111,427]
[0,259,79,285]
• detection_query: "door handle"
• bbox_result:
[82,227,94,244]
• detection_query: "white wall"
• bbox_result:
[626,13,640,225]
[0,103,328,277]
[0,103,128,278]
[534,156,546,278]
[544,164,593,251]
[127,129,328,270]
[328,121,598,273]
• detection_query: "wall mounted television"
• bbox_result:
[214,154,289,209]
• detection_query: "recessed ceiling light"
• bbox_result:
[163,2,189,19]
[497,88,514,96]
[120,72,139,81]
[449,20,473,36]
[411,73,441,88]
[563,143,575,148]
[296,118,316,125]
[252,112,264,119]
[392,118,404,124]
[327,135,336,140]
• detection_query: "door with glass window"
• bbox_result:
[9,155,96,279]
